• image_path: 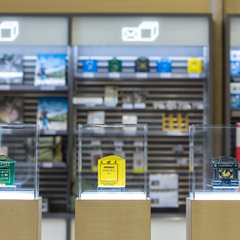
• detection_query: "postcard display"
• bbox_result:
[75,124,150,240]
[0,124,41,240]
[0,16,69,216]
[187,125,240,240]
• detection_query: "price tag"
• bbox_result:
[134,103,146,109]
[167,131,182,136]
[114,141,124,147]
[122,103,133,109]
[134,141,143,147]
[136,73,148,78]
[105,103,117,107]
[43,130,56,135]
[2,129,12,134]
[0,85,10,90]
[91,140,101,146]
[40,86,56,91]
[42,162,53,168]
[160,73,172,78]
[108,72,120,78]
[188,73,200,78]
[83,72,94,78]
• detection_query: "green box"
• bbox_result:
[0,155,16,186]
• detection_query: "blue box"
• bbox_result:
[231,94,240,109]
[157,58,172,73]
[82,59,98,73]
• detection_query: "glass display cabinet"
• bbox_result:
[0,123,41,240]
[75,124,150,240]
[189,125,240,200]
[0,124,39,199]
[78,124,148,200]
[187,125,240,240]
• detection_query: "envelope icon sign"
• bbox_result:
[122,21,159,42]
[122,27,140,42]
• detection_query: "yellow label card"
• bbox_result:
[187,58,202,73]
[98,155,126,187]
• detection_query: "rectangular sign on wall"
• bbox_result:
[72,16,209,46]
[230,17,240,47]
[0,17,68,46]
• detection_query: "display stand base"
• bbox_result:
[0,197,42,240]
[75,199,151,240]
[187,197,240,240]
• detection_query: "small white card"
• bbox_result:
[83,72,94,78]
[108,72,120,78]
[122,103,133,109]
[160,73,172,78]
[133,151,145,173]
[0,85,10,90]
[188,73,200,78]
[40,86,56,91]
[136,73,148,78]
[134,103,146,109]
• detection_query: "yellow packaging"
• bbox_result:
[187,58,202,73]
[98,155,126,187]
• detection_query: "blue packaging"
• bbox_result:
[230,61,240,76]
[157,58,172,73]
[231,94,240,109]
[82,59,98,73]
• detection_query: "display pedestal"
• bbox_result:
[75,199,151,240]
[0,198,42,240]
[187,198,240,240]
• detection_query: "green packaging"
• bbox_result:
[0,155,16,186]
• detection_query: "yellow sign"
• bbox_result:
[187,58,202,73]
[98,155,126,187]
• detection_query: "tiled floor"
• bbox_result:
[151,214,186,240]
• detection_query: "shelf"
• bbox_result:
[0,85,68,92]
[74,129,189,137]
[75,105,203,112]
[40,130,68,136]
[75,72,206,80]
[39,162,67,169]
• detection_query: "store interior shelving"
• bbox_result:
[0,14,212,240]
[72,41,211,211]
[225,15,240,157]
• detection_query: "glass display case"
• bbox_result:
[189,125,240,200]
[0,124,39,199]
[78,124,147,200]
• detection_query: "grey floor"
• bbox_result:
[42,214,186,240]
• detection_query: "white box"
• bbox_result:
[150,191,179,207]
[149,173,178,190]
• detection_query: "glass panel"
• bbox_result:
[78,124,148,200]
[0,124,39,199]
[189,125,240,200]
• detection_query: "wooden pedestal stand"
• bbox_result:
[187,198,240,240]
[75,199,151,240]
[0,198,42,240]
